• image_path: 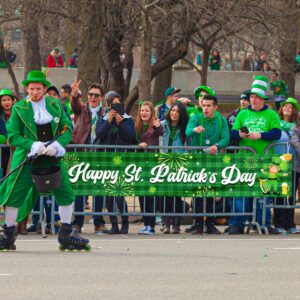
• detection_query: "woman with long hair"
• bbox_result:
[0,89,15,122]
[135,101,163,235]
[0,89,16,176]
[274,97,300,234]
[159,102,190,234]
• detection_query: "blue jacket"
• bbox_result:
[0,116,6,136]
[95,112,135,146]
[160,120,186,153]
[0,116,6,143]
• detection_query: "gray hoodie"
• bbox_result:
[289,127,300,173]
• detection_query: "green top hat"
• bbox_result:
[165,87,181,97]
[280,97,300,112]
[22,70,51,88]
[194,85,216,100]
[250,75,269,100]
[0,89,15,100]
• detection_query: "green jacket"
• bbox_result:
[6,96,72,169]
[0,135,5,144]
[65,99,73,117]
[186,112,229,149]
[186,106,202,119]
[270,80,288,97]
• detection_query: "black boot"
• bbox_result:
[108,223,120,234]
[185,224,196,233]
[172,217,181,234]
[161,217,171,234]
[58,223,90,251]
[120,222,129,234]
[206,223,221,235]
[0,224,17,251]
[17,217,28,235]
[190,224,204,235]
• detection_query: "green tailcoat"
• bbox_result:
[0,96,74,221]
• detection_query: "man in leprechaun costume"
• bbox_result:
[0,70,89,251]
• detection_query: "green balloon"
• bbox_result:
[280,161,289,172]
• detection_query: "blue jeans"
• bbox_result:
[229,197,271,229]
[73,196,105,228]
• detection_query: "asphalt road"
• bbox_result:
[1,226,300,300]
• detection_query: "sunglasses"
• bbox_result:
[88,93,101,98]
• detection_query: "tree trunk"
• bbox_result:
[102,2,125,97]
[200,46,210,85]
[153,67,172,104]
[77,0,103,99]
[0,35,19,98]
[123,38,134,100]
[279,0,297,97]
[125,35,191,113]
[229,39,235,71]
[21,0,42,78]
[138,1,152,102]
[153,35,173,104]
[102,36,125,97]
[99,54,109,91]
[64,0,78,67]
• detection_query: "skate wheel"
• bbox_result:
[0,244,16,251]
[84,244,92,252]
[59,245,66,251]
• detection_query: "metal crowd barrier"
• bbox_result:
[260,142,299,233]
[0,144,276,235]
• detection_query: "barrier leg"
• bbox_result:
[40,196,46,237]
[249,198,262,235]
[259,197,268,235]
[51,196,55,235]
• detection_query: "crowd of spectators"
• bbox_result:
[1,69,300,236]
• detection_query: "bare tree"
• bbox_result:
[0,0,22,97]
[77,0,103,98]
[124,0,197,112]
[152,9,173,103]
[278,0,297,96]
[101,0,126,97]
[189,0,259,84]
[21,0,42,77]
[138,0,153,102]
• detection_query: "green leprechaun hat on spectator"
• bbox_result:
[280,97,300,112]
[194,85,216,100]
[250,75,269,100]
[0,89,15,100]
[22,70,51,88]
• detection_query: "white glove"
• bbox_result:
[42,144,57,156]
[44,141,66,157]
[28,141,46,157]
